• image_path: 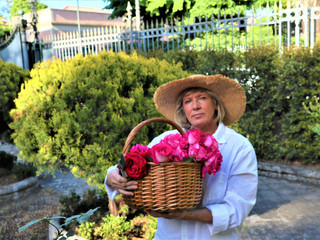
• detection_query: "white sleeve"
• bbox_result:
[207,143,258,235]
[104,165,119,201]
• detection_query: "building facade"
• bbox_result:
[12,6,127,42]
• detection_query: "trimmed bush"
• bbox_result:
[10,51,188,189]
[277,46,320,163]
[12,162,37,180]
[140,45,320,164]
[0,59,29,138]
[304,97,320,138]
[0,151,17,169]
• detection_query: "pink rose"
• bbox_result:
[175,137,189,161]
[130,144,150,158]
[162,133,181,148]
[189,144,212,162]
[185,129,203,145]
[150,143,173,164]
[203,134,219,149]
[160,133,189,162]
[124,152,147,179]
[201,151,222,177]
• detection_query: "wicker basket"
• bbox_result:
[122,118,203,213]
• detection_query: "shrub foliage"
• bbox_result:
[10,51,188,189]
[142,45,320,164]
[0,59,29,137]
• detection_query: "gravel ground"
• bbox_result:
[0,187,60,240]
[0,142,61,240]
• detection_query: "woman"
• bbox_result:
[105,74,258,239]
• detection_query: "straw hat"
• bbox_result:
[153,74,246,126]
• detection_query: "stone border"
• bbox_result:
[258,162,320,185]
[0,176,38,201]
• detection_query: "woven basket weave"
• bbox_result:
[122,118,203,213]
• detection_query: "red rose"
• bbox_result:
[124,152,147,179]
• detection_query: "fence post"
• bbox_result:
[310,7,315,48]
[19,23,29,70]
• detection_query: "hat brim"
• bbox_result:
[153,74,246,126]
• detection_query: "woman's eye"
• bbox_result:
[199,96,207,100]
[184,99,191,104]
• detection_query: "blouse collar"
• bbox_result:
[213,122,227,144]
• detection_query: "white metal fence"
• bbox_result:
[42,4,320,60]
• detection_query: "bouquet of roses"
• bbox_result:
[118,129,223,179]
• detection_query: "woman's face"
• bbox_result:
[182,91,218,134]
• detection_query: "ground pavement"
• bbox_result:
[1,143,320,239]
[241,176,320,240]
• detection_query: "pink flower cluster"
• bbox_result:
[124,129,223,179]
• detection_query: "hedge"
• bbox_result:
[9,51,188,189]
[0,58,29,138]
[142,45,320,164]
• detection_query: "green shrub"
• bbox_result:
[129,214,157,240]
[235,45,283,160]
[12,162,36,180]
[77,221,96,240]
[0,59,29,138]
[278,45,320,163]
[95,214,131,240]
[75,210,157,239]
[232,45,320,164]
[58,190,82,218]
[303,97,320,138]
[140,45,320,164]
[10,51,188,189]
[142,48,236,76]
[58,188,109,234]
[58,189,108,218]
[0,151,17,169]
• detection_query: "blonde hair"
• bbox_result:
[174,87,225,130]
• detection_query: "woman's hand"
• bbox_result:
[146,207,213,223]
[107,168,138,196]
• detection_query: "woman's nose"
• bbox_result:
[192,100,200,109]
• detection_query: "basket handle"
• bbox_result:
[122,118,185,154]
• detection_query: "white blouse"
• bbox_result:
[105,123,258,240]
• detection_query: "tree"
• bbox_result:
[104,0,256,22]
[146,0,256,18]
[9,0,47,17]
[0,17,12,41]
[103,0,191,23]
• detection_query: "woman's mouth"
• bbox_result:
[192,113,203,118]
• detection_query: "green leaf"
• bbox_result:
[77,207,100,223]
[18,216,66,233]
[181,157,196,163]
[146,156,154,162]
[18,219,43,233]
[62,215,81,227]
[66,230,76,237]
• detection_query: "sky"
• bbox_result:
[0,0,110,19]
[0,0,109,16]
[39,0,107,10]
